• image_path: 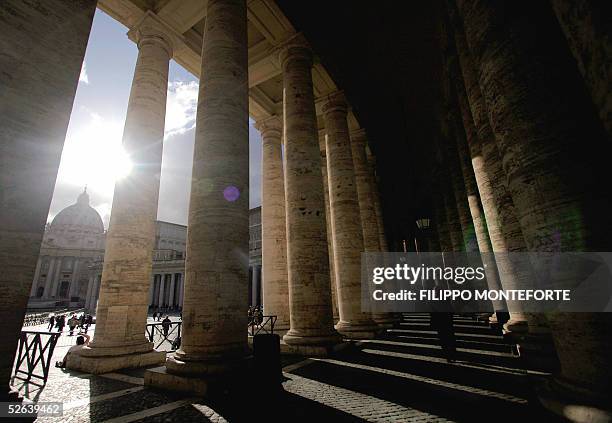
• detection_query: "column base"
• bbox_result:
[537,377,612,423]
[282,330,344,357]
[164,351,251,377]
[335,320,381,339]
[372,313,397,329]
[146,354,252,396]
[66,342,166,374]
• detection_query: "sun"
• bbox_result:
[57,112,132,198]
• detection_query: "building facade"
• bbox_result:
[28,190,263,313]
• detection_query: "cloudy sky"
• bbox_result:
[48,9,263,228]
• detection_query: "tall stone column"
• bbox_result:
[178,273,184,307]
[252,266,261,307]
[352,129,394,327]
[43,257,56,298]
[256,115,290,332]
[68,258,81,299]
[168,276,175,308]
[67,13,178,374]
[49,257,63,298]
[162,0,250,382]
[322,92,378,339]
[0,1,96,397]
[367,156,389,251]
[457,0,612,414]
[318,133,340,323]
[30,259,43,297]
[350,130,381,252]
[158,275,166,307]
[279,38,341,353]
[85,276,95,311]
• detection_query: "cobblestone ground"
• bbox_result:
[11,314,565,422]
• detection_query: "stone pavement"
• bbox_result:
[10,314,566,422]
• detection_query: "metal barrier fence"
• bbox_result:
[13,331,60,386]
[248,315,277,336]
[146,321,182,352]
[22,309,86,327]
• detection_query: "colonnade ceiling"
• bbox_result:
[97,0,364,133]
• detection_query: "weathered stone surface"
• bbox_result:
[352,131,394,327]
[318,134,340,322]
[279,38,341,348]
[74,14,175,373]
[457,0,612,406]
[350,130,381,253]
[448,5,537,333]
[257,115,290,332]
[0,0,96,398]
[166,0,250,376]
[322,92,378,339]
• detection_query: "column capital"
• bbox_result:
[321,91,347,116]
[127,11,182,58]
[277,34,312,71]
[254,115,282,140]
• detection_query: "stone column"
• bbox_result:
[161,274,168,306]
[43,258,56,298]
[88,275,101,315]
[443,11,529,329]
[367,156,389,251]
[162,0,250,383]
[457,0,612,413]
[168,275,175,308]
[278,38,341,354]
[68,258,80,299]
[49,257,63,298]
[351,129,394,327]
[318,133,340,323]
[322,92,378,339]
[30,258,43,297]
[0,0,96,399]
[256,115,290,332]
[252,267,260,307]
[178,273,184,307]
[85,276,95,311]
[551,0,611,138]
[350,130,380,252]
[67,12,178,374]
[148,276,155,306]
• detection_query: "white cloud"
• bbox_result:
[165,80,198,137]
[79,61,89,84]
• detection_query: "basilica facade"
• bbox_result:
[27,190,262,313]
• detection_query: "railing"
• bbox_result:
[13,331,60,386]
[22,308,86,328]
[146,321,182,352]
[23,314,49,327]
[248,307,277,336]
